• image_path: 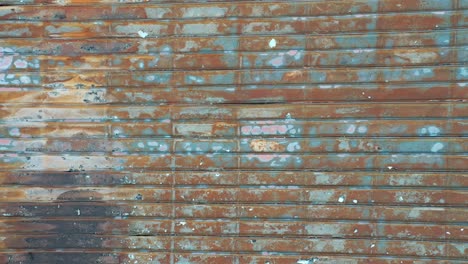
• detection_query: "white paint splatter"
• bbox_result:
[269,38,277,48]
[428,126,440,136]
[287,142,300,152]
[431,142,444,152]
[346,125,356,134]
[357,126,367,134]
[338,195,345,203]
[20,76,31,84]
[138,30,149,38]
[352,199,358,204]
[297,260,317,264]
[9,128,20,136]
[76,209,81,216]
[338,140,350,151]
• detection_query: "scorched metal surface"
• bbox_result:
[0,0,467,263]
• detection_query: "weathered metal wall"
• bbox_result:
[0,0,467,263]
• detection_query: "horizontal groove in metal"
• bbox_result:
[0,0,466,263]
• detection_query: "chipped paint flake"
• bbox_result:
[269,38,277,48]
[137,30,149,38]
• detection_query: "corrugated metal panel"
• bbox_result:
[0,0,466,263]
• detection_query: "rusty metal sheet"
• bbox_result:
[0,0,467,263]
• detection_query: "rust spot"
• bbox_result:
[249,139,285,152]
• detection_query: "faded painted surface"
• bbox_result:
[0,0,467,263]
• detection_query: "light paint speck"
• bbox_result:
[269,38,277,48]
[138,30,149,38]
[338,195,345,203]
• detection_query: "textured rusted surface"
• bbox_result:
[0,0,467,263]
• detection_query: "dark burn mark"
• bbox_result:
[53,13,66,20]
[4,253,118,264]
[80,45,97,52]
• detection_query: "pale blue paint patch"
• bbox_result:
[147,57,160,68]
[420,126,441,136]
[242,154,303,169]
[113,57,122,65]
[220,53,238,68]
[308,126,317,135]
[353,1,379,12]
[357,126,368,134]
[185,75,205,84]
[365,155,375,169]
[309,140,321,147]
[398,141,440,153]
[423,0,454,9]
[457,67,468,80]
[383,68,435,82]
[361,174,373,186]
[212,36,239,51]
[133,72,172,84]
[176,140,236,153]
[160,45,172,55]
[8,128,21,137]
[457,10,468,27]
[461,0,468,8]
[286,142,301,152]
[431,143,444,153]
[243,70,289,83]
[309,70,327,83]
[334,35,378,49]
[459,47,468,64]
[210,72,235,84]
[0,73,41,85]
[327,50,375,66]
[358,69,377,82]
[241,123,296,136]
